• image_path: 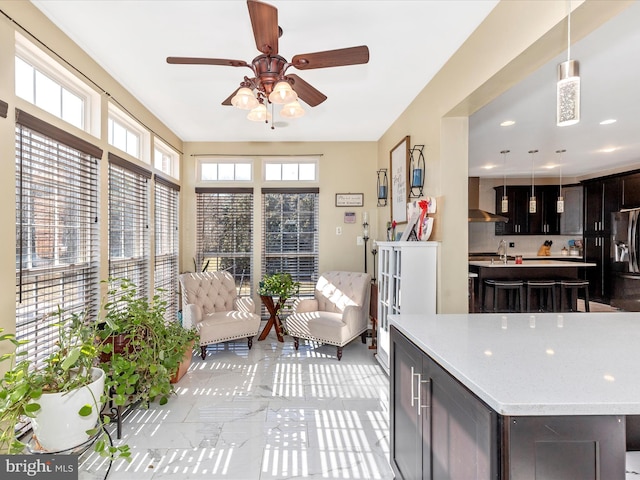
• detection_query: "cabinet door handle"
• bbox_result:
[419,378,430,415]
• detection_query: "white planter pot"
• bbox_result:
[30,367,105,452]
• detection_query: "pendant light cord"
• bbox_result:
[567,0,572,62]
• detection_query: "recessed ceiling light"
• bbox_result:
[500,120,516,127]
[544,164,558,169]
[482,165,496,170]
[599,119,617,125]
[600,147,617,153]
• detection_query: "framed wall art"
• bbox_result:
[390,135,410,224]
[335,193,364,207]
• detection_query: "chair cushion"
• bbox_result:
[286,311,348,346]
[197,310,260,346]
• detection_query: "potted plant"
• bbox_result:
[0,309,130,460]
[97,278,198,408]
[258,272,300,308]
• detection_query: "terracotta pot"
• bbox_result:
[170,341,194,384]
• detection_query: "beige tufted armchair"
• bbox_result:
[285,271,372,360]
[179,271,261,359]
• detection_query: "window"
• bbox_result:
[199,159,252,182]
[196,188,253,296]
[262,188,319,302]
[155,176,180,321]
[107,104,149,161]
[264,159,318,181]
[108,153,151,300]
[15,109,101,366]
[14,34,98,135]
[154,139,179,179]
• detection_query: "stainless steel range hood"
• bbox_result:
[468,177,508,223]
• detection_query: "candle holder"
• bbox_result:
[371,241,378,282]
[376,169,388,207]
[409,144,425,198]
[362,212,369,274]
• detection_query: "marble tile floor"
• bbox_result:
[79,331,393,480]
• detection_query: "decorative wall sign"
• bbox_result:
[390,136,410,224]
[344,212,356,223]
[335,193,364,207]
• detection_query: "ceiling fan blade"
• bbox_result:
[167,57,249,67]
[222,87,241,106]
[247,0,279,55]
[291,46,369,70]
[287,74,327,107]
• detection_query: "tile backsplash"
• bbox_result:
[469,222,580,256]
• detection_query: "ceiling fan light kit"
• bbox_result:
[231,87,259,110]
[167,0,369,128]
[280,100,305,119]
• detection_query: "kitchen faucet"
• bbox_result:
[497,239,508,264]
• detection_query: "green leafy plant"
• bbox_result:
[259,273,300,303]
[0,310,130,460]
[97,278,199,409]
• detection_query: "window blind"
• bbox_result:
[108,153,151,300]
[154,175,180,321]
[196,188,253,296]
[15,115,101,367]
[261,188,319,304]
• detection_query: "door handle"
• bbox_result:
[414,373,430,416]
[410,366,417,407]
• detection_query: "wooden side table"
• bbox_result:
[258,295,285,342]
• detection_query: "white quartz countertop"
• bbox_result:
[469,260,596,268]
[390,312,640,416]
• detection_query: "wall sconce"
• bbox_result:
[409,145,425,198]
[377,169,388,207]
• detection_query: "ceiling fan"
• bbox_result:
[167,0,369,122]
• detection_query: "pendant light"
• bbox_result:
[557,1,580,126]
[528,150,538,214]
[556,149,566,213]
[500,150,510,213]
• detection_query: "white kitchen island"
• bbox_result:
[389,311,636,479]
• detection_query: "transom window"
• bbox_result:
[264,159,317,181]
[14,34,98,135]
[154,139,179,179]
[199,160,252,182]
[108,103,149,161]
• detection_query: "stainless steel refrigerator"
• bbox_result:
[610,208,640,311]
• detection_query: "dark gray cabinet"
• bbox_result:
[622,172,640,209]
[391,326,497,480]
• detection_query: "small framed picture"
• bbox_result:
[335,193,364,207]
[344,212,356,224]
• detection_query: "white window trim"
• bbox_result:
[15,32,101,137]
[197,157,254,183]
[108,102,150,162]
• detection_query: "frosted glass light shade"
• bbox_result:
[247,103,271,122]
[557,60,580,127]
[280,100,305,118]
[231,87,258,110]
[269,81,298,104]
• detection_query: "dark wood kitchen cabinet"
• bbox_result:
[584,177,620,235]
[621,172,640,209]
[391,327,497,480]
[494,185,560,235]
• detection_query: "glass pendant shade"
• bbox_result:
[280,100,305,118]
[269,81,298,104]
[501,195,509,213]
[231,87,259,110]
[500,149,510,213]
[247,103,271,122]
[557,60,580,126]
[529,196,537,214]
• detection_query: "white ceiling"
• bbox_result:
[469,1,640,179]
[30,0,498,143]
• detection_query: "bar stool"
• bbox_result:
[483,279,525,313]
[558,279,590,312]
[525,280,557,312]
